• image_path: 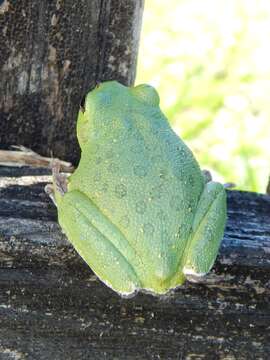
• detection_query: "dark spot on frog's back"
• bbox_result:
[135,200,147,214]
[95,156,102,165]
[108,162,119,173]
[120,215,130,229]
[169,195,183,212]
[133,164,148,177]
[188,174,196,188]
[94,172,101,182]
[91,143,100,154]
[143,223,154,235]
[130,133,144,154]
[157,209,167,222]
[96,182,108,193]
[114,184,127,198]
[151,154,162,164]
[123,117,133,133]
[150,183,164,200]
[173,165,185,180]
[105,150,114,159]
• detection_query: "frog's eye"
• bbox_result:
[80,94,86,113]
[131,84,160,107]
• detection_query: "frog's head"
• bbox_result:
[77,81,126,147]
[76,81,160,148]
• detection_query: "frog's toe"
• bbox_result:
[183,267,207,278]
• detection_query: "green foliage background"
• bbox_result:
[136,0,270,193]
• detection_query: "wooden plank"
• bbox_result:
[0,0,144,163]
[0,166,269,359]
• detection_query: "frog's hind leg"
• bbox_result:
[58,190,141,297]
[182,181,227,277]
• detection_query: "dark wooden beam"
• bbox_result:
[0,165,269,359]
[0,0,144,164]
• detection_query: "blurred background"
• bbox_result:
[136,0,270,193]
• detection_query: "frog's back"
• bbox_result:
[70,81,204,292]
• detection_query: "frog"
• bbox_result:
[50,80,227,297]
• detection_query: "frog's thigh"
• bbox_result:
[183,182,227,277]
[58,190,140,296]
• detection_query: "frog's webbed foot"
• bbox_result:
[202,169,235,189]
[182,181,227,278]
[202,169,212,183]
[45,160,69,206]
[44,183,56,205]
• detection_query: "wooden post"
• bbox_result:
[0,0,144,163]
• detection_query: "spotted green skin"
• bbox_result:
[55,81,227,296]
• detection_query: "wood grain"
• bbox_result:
[0,0,144,164]
[0,166,269,359]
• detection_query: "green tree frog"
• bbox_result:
[51,81,227,297]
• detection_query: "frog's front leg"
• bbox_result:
[182,181,227,277]
[57,190,141,297]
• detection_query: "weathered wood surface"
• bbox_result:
[0,0,144,164]
[0,165,269,359]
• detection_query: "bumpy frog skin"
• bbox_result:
[54,81,227,297]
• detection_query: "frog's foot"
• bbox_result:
[182,181,227,278]
[202,169,235,189]
[202,169,212,183]
[45,160,69,206]
[58,190,141,297]
[51,160,68,195]
[44,183,56,205]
